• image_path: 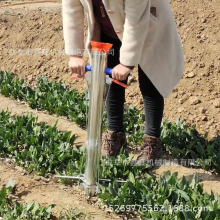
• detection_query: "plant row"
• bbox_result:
[0,180,53,219]
[0,71,144,143]
[98,171,220,220]
[0,110,220,219]
[0,71,219,174]
[0,180,89,220]
[0,110,148,179]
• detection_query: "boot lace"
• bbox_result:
[102,134,115,153]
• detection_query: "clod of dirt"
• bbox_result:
[213,99,220,108]
[186,72,196,78]
[189,96,202,105]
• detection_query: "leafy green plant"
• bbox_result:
[1,71,219,174]
[0,71,144,143]
[0,71,88,128]
[0,181,54,220]
[58,208,91,220]
[123,105,145,144]
[0,110,148,180]
[0,71,220,174]
[161,118,220,173]
[0,110,84,176]
[100,150,150,180]
[0,110,220,219]
[98,171,220,219]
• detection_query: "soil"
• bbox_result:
[0,0,220,218]
[0,0,219,139]
[0,158,121,220]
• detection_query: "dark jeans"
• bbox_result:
[101,31,164,138]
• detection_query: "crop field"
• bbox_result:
[0,70,219,219]
[0,0,219,220]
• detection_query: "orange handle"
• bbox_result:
[70,76,128,88]
[112,79,128,88]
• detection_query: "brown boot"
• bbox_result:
[136,134,162,165]
[101,130,127,157]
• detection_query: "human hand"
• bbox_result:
[69,55,87,77]
[112,64,133,81]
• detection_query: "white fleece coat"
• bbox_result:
[62,0,184,97]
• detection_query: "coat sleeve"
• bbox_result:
[120,0,151,66]
[62,0,84,56]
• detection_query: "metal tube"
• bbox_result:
[82,41,113,196]
[85,51,107,186]
[54,42,130,197]
[83,44,114,197]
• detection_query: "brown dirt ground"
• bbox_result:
[0,158,122,220]
[0,0,219,139]
[0,1,220,218]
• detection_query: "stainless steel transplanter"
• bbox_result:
[55,41,127,197]
[84,41,112,196]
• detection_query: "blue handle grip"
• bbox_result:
[105,68,113,75]
[85,65,130,77]
[85,65,92,72]
[85,65,112,75]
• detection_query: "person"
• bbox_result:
[62,0,184,164]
